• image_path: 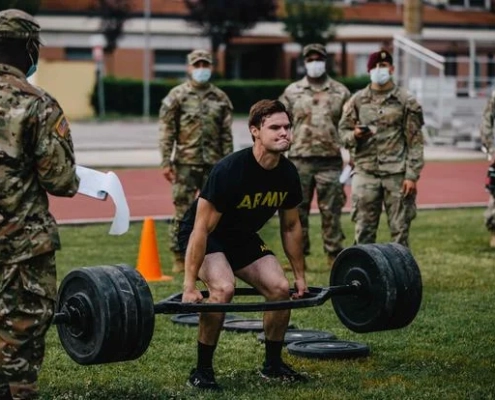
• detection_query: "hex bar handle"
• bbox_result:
[154,283,360,314]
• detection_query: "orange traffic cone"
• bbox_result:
[136,218,173,282]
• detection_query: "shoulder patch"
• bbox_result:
[55,115,70,138]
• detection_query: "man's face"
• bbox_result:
[373,61,394,74]
[251,112,292,153]
[187,60,212,74]
[304,52,325,63]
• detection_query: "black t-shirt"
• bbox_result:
[182,147,302,240]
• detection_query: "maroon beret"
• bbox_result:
[367,50,393,72]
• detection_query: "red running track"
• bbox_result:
[48,160,490,223]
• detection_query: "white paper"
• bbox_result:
[76,165,130,235]
[339,164,353,185]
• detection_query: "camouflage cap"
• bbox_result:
[187,49,213,65]
[0,9,40,40]
[302,43,327,58]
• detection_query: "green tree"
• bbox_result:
[184,0,277,77]
[96,0,131,55]
[0,0,41,14]
[281,0,343,46]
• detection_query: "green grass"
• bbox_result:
[39,209,495,399]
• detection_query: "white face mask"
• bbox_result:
[305,61,326,78]
[191,68,211,83]
[370,67,391,85]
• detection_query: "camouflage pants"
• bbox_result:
[0,251,57,400]
[290,157,345,255]
[169,164,213,252]
[485,194,495,232]
[351,172,417,247]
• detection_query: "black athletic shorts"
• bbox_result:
[178,223,274,271]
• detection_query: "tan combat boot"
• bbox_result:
[172,251,185,273]
[490,233,495,248]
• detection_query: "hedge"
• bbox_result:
[90,76,370,116]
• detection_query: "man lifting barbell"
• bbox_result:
[49,101,423,390]
[178,99,308,390]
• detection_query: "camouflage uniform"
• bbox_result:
[338,84,424,247]
[0,9,79,400]
[479,90,495,237]
[280,44,350,262]
[159,50,233,268]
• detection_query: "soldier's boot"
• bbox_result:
[490,232,495,248]
[172,251,185,273]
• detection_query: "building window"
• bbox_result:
[447,0,488,8]
[154,50,189,79]
[65,47,93,61]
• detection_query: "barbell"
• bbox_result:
[53,242,422,366]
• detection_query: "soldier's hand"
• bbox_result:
[182,286,203,303]
[353,124,373,140]
[292,278,308,299]
[402,179,417,196]
[163,166,176,183]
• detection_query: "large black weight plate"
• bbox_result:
[287,339,370,360]
[56,267,124,365]
[257,329,337,345]
[372,244,422,330]
[113,265,155,360]
[330,245,397,333]
[171,313,243,327]
[223,319,296,333]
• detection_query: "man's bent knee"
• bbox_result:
[208,283,235,303]
[265,279,290,302]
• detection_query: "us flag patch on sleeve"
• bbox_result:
[55,115,69,138]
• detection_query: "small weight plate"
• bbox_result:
[287,339,370,360]
[223,319,296,333]
[171,313,243,327]
[257,329,337,345]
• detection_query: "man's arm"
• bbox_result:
[278,88,291,111]
[278,208,307,297]
[338,96,360,150]
[182,198,222,302]
[33,99,79,197]
[480,92,495,160]
[404,97,425,182]
[158,92,179,169]
[220,97,234,156]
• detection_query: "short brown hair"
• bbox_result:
[248,99,292,130]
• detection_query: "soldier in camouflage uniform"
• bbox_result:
[280,43,350,268]
[0,9,79,400]
[338,50,424,248]
[159,50,233,273]
[479,90,495,247]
